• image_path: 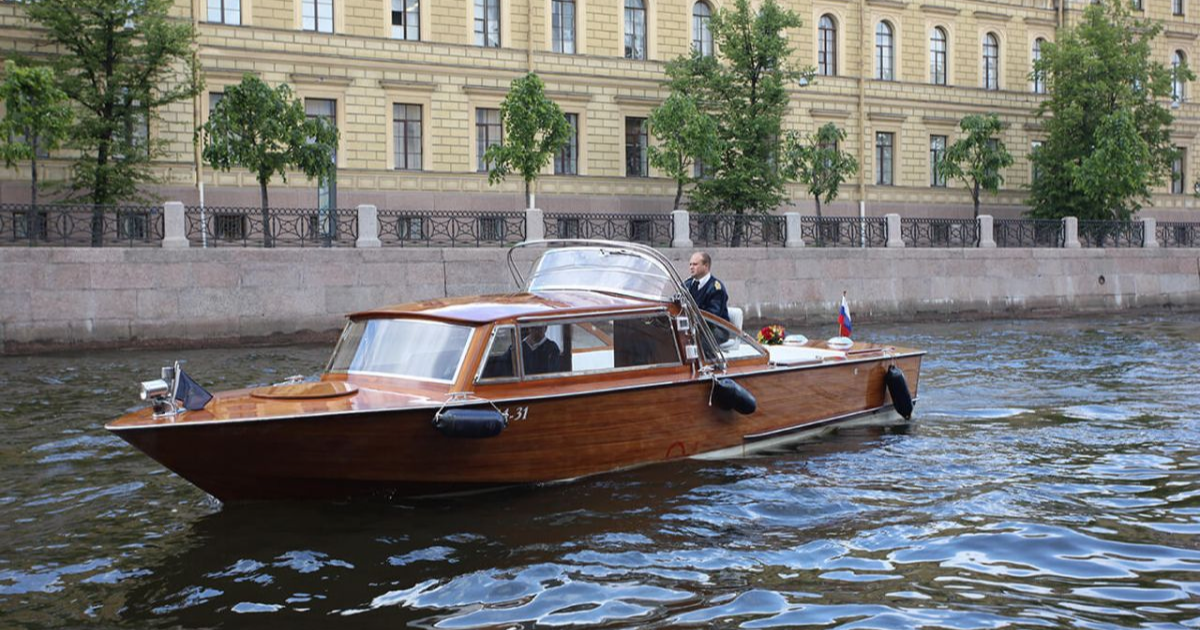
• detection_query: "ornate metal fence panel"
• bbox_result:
[993,219,1064,247]
[377,210,526,247]
[185,206,358,247]
[0,204,163,247]
[1077,220,1144,248]
[1157,222,1200,248]
[800,216,887,247]
[690,214,787,247]
[543,213,673,246]
[900,217,980,247]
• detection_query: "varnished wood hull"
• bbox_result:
[109,354,922,501]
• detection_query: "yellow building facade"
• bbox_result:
[0,0,1197,217]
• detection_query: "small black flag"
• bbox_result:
[174,368,213,411]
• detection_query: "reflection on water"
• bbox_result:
[1,314,1198,629]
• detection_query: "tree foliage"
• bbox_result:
[27,0,200,211]
[665,0,812,217]
[936,114,1014,218]
[201,74,338,246]
[783,123,858,218]
[484,73,571,209]
[0,61,73,209]
[1028,0,1188,220]
[647,93,720,210]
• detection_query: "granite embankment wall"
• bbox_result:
[2,247,1199,353]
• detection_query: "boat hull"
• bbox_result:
[111,354,921,501]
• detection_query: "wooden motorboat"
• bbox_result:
[107,241,924,501]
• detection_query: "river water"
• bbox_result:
[1,314,1199,629]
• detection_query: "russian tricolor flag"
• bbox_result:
[838,294,852,338]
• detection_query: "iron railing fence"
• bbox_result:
[901,217,980,248]
[1077,220,1145,248]
[801,216,888,247]
[185,206,358,247]
[690,213,787,247]
[994,219,1065,247]
[543,213,673,247]
[1157,221,1200,248]
[0,204,163,247]
[377,210,526,247]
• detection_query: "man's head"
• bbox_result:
[688,252,712,280]
[525,326,546,344]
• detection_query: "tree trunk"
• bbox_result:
[731,209,744,248]
[260,178,272,248]
[815,195,823,219]
[673,181,683,211]
[972,180,981,219]
[525,180,532,210]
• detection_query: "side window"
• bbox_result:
[517,314,681,378]
[702,319,765,362]
[479,325,517,380]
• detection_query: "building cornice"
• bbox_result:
[379,79,437,92]
[865,0,907,9]
[868,111,907,121]
[973,11,1012,22]
[289,73,352,87]
[920,4,960,16]
[811,108,852,119]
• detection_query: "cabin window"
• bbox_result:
[508,313,680,380]
[701,319,766,362]
[327,319,473,382]
[478,325,518,381]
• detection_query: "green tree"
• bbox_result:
[201,74,339,247]
[1029,0,1188,220]
[647,93,720,210]
[484,73,571,209]
[783,123,858,218]
[0,61,73,215]
[937,114,1014,219]
[667,0,812,226]
[26,0,200,243]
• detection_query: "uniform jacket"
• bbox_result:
[686,275,730,322]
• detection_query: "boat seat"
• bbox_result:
[728,307,744,331]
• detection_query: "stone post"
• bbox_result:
[885,213,905,248]
[784,212,805,248]
[977,214,996,248]
[1063,216,1081,249]
[1141,217,1158,248]
[524,207,545,243]
[162,201,189,249]
[671,209,692,248]
[355,204,381,248]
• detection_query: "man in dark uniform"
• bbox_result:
[521,326,562,375]
[685,251,730,322]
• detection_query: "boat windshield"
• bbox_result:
[326,319,474,383]
[527,247,676,301]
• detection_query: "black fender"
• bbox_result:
[433,408,508,438]
[885,365,914,420]
[713,378,757,415]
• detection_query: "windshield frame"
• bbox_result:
[326,317,476,384]
[525,246,676,302]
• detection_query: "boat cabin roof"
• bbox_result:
[350,290,663,325]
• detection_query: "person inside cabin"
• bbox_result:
[521,326,562,375]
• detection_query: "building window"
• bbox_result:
[302,0,333,32]
[625,117,648,177]
[207,0,241,24]
[1132,0,1142,10]
[475,0,500,47]
[818,15,837,77]
[876,21,894,81]
[1033,38,1046,94]
[305,98,337,211]
[984,33,1000,90]
[476,108,502,172]
[930,27,947,85]
[1174,0,1184,16]
[1031,140,1043,183]
[876,132,893,186]
[930,135,947,187]
[392,0,419,39]
[625,0,647,60]
[555,113,578,175]
[693,2,713,57]
[393,104,422,170]
[552,0,575,53]
[208,92,224,114]
[1173,50,1187,102]
[1172,148,1186,194]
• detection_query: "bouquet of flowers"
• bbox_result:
[757,324,786,345]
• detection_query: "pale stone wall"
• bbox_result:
[2,246,1198,353]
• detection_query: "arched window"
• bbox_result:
[1032,38,1046,94]
[930,27,947,85]
[625,0,647,60]
[693,2,713,56]
[876,21,894,81]
[1173,50,1187,102]
[818,15,837,76]
[983,33,1000,90]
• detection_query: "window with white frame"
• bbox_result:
[392,0,419,40]
[207,0,241,24]
[818,15,837,76]
[693,2,713,57]
[1031,140,1043,183]
[475,0,500,47]
[625,117,647,177]
[305,98,337,211]
[302,0,333,32]
[876,132,894,185]
[1175,0,1185,16]
[555,113,578,175]
[552,0,575,53]
[930,135,947,187]
[931,27,947,85]
[1033,38,1046,94]
[393,104,421,170]
[625,0,647,60]
[1172,148,1186,194]
[983,33,1000,90]
[876,21,894,81]
[1173,50,1187,102]
[476,108,501,172]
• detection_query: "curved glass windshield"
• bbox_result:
[528,247,675,301]
[327,319,474,382]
